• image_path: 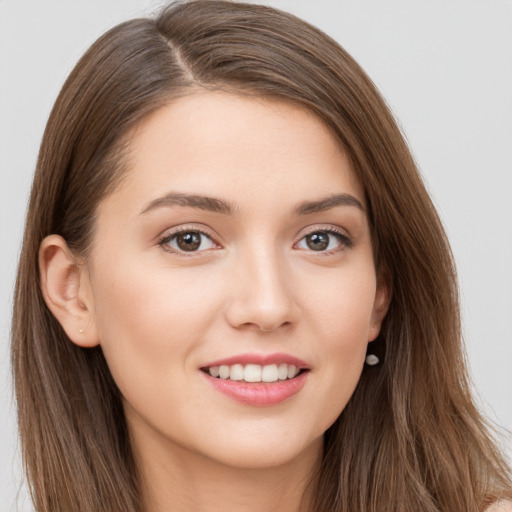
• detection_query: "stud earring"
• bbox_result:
[79,329,84,333]
[365,354,380,366]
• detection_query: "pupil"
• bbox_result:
[307,232,329,251]
[177,232,201,251]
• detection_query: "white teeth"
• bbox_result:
[278,363,288,380]
[229,364,244,381]
[261,364,278,382]
[244,364,262,382]
[219,365,230,379]
[288,365,298,379]
[207,363,302,382]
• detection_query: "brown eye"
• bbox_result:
[176,232,201,251]
[296,230,350,252]
[162,230,217,253]
[305,232,329,251]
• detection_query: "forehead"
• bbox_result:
[104,91,365,217]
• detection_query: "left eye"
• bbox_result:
[162,231,217,252]
[296,231,344,252]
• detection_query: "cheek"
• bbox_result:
[301,265,376,424]
[89,253,223,391]
[303,263,377,349]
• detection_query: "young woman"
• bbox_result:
[11,1,512,511]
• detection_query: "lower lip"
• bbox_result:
[202,371,309,406]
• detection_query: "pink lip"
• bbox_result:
[199,353,310,407]
[202,352,310,369]
[201,370,309,407]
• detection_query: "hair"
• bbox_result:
[11,1,512,511]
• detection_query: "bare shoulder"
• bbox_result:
[486,501,512,512]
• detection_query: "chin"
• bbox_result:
[192,424,324,471]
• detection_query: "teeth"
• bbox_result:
[287,365,297,379]
[208,363,301,382]
[230,364,244,381]
[244,364,262,382]
[219,365,230,380]
[278,363,288,380]
[261,364,278,382]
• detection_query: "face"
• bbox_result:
[82,92,388,470]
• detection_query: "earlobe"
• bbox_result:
[39,234,99,347]
[368,270,391,342]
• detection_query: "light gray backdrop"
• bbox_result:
[1,1,511,510]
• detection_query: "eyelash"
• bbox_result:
[297,227,354,254]
[158,226,219,257]
[157,226,353,256]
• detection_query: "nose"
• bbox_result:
[224,246,299,333]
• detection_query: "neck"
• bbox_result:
[130,422,322,512]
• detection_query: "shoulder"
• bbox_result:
[486,501,512,512]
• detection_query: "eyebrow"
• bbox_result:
[139,191,364,217]
[140,192,237,216]
[293,193,365,215]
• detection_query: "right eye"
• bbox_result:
[159,230,218,253]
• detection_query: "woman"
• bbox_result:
[11,1,512,511]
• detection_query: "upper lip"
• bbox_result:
[201,352,310,370]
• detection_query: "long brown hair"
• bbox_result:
[12,1,511,511]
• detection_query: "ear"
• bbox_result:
[39,234,99,347]
[368,269,391,342]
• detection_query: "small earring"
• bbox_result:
[365,354,380,366]
[79,329,84,333]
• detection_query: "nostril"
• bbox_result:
[259,320,291,333]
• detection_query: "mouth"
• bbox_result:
[199,354,311,406]
[200,363,308,383]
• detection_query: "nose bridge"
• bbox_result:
[226,240,297,331]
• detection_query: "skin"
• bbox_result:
[40,92,389,512]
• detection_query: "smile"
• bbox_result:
[200,353,310,406]
[202,363,302,382]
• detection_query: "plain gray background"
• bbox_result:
[1,1,511,510]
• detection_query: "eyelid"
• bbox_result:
[293,224,353,252]
[157,224,222,255]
